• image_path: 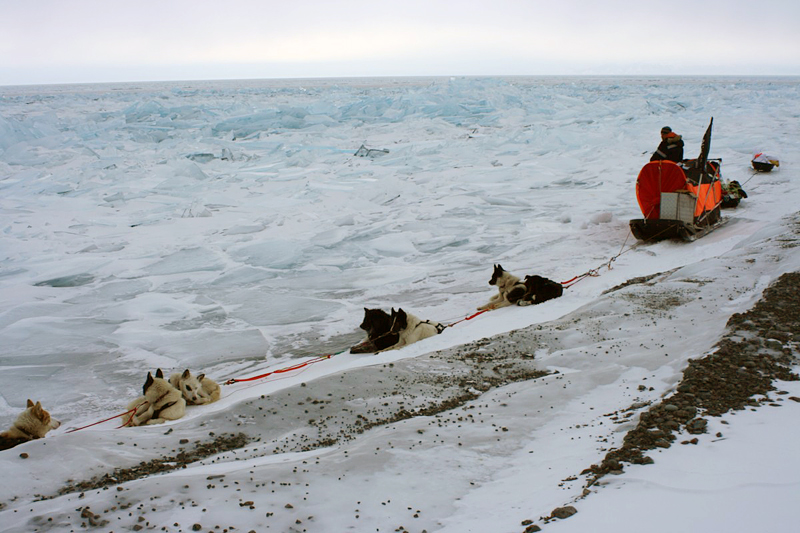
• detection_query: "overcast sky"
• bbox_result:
[2,0,799,86]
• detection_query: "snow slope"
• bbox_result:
[1,76,798,532]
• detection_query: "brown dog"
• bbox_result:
[0,400,61,451]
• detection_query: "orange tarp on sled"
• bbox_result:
[635,160,688,219]
[686,180,722,218]
[635,160,722,221]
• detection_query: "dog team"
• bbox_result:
[2,265,560,448]
[352,264,562,353]
[123,369,221,427]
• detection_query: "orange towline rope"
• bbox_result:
[225,307,498,385]
[560,268,603,289]
[560,231,638,289]
[224,308,494,385]
[445,308,490,328]
[65,400,148,433]
[224,354,335,385]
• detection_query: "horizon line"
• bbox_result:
[4,72,800,89]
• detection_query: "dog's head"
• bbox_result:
[18,399,61,438]
[389,308,409,333]
[360,308,393,337]
[174,369,208,404]
[143,369,177,403]
[489,264,506,286]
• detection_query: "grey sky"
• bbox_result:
[2,0,799,85]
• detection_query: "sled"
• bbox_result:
[630,119,723,242]
[751,152,779,172]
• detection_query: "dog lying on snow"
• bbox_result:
[389,307,444,350]
[478,264,563,310]
[351,307,442,353]
[124,369,186,427]
[517,274,564,306]
[351,307,400,354]
[477,264,528,310]
[169,369,220,405]
[0,400,61,451]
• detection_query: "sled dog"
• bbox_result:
[124,396,154,427]
[388,308,443,350]
[351,307,400,354]
[125,369,186,426]
[0,400,61,451]
[169,369,221,405]
[477,264,527,310]
[517,275,564,306]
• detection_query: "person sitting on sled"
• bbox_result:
[650,126,684,163]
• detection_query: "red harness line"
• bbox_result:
[444,308,490,327]
[560,269,601,289]
[560,230,638,288]
[65,400,148,433]
[225,309,493,385]
[224,354,335,385]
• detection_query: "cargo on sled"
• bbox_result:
[630,119,724,242]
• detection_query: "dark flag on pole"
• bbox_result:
[697,117,713,172]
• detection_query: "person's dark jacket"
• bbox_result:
[650,133,684,162]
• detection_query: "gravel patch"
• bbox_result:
[582,271,800,485]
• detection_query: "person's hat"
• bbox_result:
[661,126,672,134]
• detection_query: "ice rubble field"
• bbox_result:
[1,76,800,532]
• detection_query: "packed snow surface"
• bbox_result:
[1,76,799,532]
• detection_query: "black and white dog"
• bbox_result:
[351,307,444,353]
[351,308,400,354]
[477,264,527,310]
[388,308,444,349]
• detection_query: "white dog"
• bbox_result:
[384,308,443,350]
[124,369,186,426]
[169,369,221,405]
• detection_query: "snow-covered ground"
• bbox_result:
[1,76,798,532]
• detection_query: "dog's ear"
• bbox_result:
[32,402,44,416]
[182,369,191,379]
[144,372,154,394]
[197,373,205,381]
[155,368,164,379]
[27,399,34,408]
